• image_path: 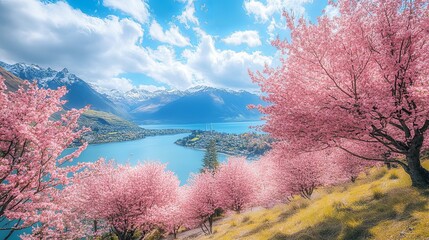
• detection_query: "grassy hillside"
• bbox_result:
[80,109,139,129]
[183,162,429,240]
[73,109,145,144]
[0,66,24,91]
[78,110,190,145]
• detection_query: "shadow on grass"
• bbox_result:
[269,217,342,240]
[264,188,428,240]
[241,220,271,238]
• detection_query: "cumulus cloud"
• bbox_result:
[222,30,262,47]
[183,29,272,90]
[177,0,199,28]
[324,4,339,19]
[0,0,271,92]
[96,77,134,92]
[144,45,194,89]
[149,20,191,47]
[0,0,195,90]
[103,0,149,24]
[0,0,145,81]
[244,0,312,23]
[137,85,166,92]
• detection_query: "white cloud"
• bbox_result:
[103,0,149,24]
[96,77,134,92]
[144,45,194,89]
[137,85,166,92]
[0,0,195,90]
[222,30,262,47]
[244,0,312,23]
[0,0,270,92]
[183,30,272,90]
[267,18,277,39]
[149,20,191,47]
[324,4,339,19]
[177,0,199,28]
[0,0,145,82]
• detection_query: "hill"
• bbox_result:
[78,109,145,144]
[0,66,24,91]
[178,162,429,240]
[78,110,190,144]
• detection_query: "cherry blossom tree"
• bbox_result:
[269,143,339,199]
[56,161,180,240]
[259,142,348,202]
[251,0,429,188]
[0,76,88,238]
[331,147,378,182]
[183,172,221,235]
[40,160,112,239]
[152,191,187,239]
[215,157,257,213]
[255,151,294,204]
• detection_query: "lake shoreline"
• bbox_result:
[65,121,264,184]
[70,128,192,148]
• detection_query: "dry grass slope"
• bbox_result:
[181,162,429,240]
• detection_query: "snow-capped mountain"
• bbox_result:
[1,61,264,124]
[122,86,264,124]
[97,84,264,124]
[0,61,128,118]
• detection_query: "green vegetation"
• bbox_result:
[201,140,219,172]
[185,162,429,240]
[176,130,273,158]
[76,110,190,145]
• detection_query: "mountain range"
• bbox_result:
[0,61,264,123]
[0,68,190,144]
[0,61,128,118]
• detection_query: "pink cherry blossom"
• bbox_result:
[0,76,88,238]
[215,157,257,213]
[251,0,429,188]
[182,172,221,235]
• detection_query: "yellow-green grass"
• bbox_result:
[82,110,138,128]
[195,162,429,240]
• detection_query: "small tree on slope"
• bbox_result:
[268,142,339,199]
[215,157,257,213]
[201,140,219,173]
[251,0,429,188]
[183,172,221,235]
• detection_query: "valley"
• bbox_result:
[0,62,264,147]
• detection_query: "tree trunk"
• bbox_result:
[406,150,429,188]
[93,220,98,233]
[208,215,213,234]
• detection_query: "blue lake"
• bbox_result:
[64,121,263,184]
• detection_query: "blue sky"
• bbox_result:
[0,0,331,92]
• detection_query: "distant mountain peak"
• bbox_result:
[60,67,69,74]
[1,60,128,118]
[185,85,250,95]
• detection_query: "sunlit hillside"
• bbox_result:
[179,162,429,240]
